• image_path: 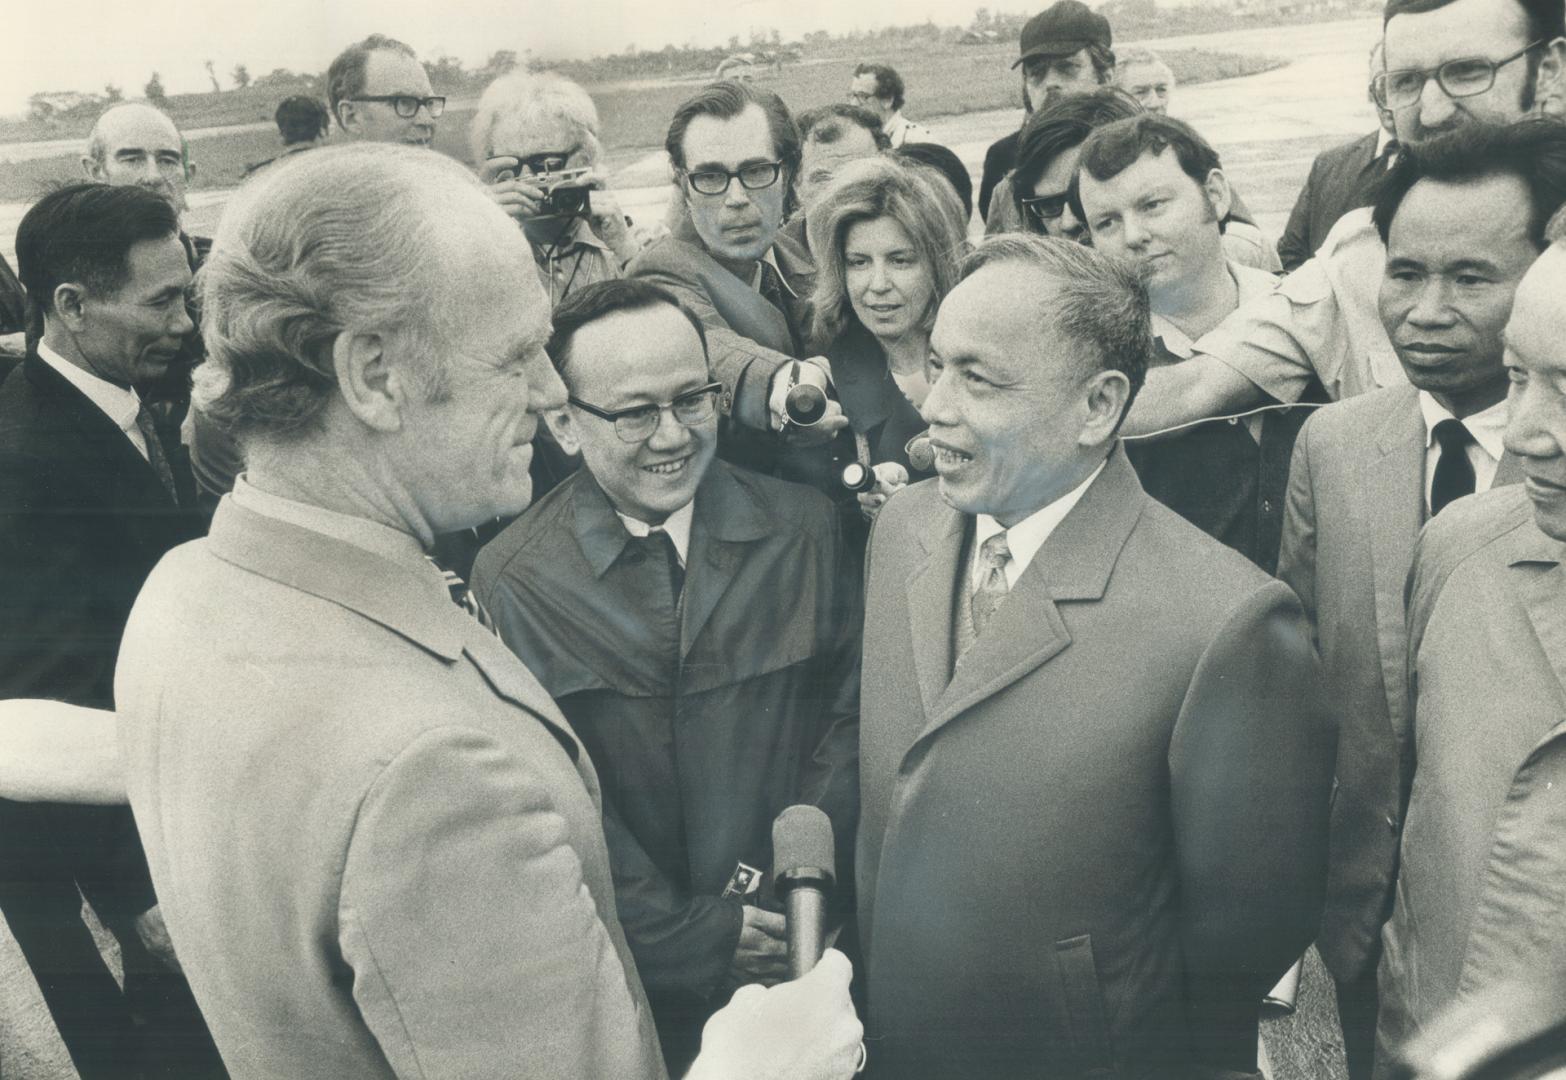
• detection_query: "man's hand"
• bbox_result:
[731,903,790,986]
[768,359,850,444]
[689,949,864,1080]
[857,461,910,520]
[133,905,182,973]
[479,156,547,224]
[586,186,639,264]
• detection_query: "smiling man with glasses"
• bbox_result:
[326,34,441,148]
[473,278,862,1078]
[631,80,852,491]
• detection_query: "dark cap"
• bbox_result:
[1013,0,1113,68]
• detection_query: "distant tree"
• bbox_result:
[104,83,124,103]
[232,64,251,89]
[727,34,741,51]
[973,5,993,28]
[204,59,221,94]
[479,49,519,81]
[423,54,467,90]
[145,71,167,104]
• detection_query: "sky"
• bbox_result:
[7,0,1036,116]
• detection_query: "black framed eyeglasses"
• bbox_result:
[350,94,446,119]
[684,161,784,197]
[1372,40,1542,108]
[1021,193,1071,227]
[516,149,580,175]
[568,382,722,443]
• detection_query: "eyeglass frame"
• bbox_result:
[567,381,724,443]
[347,94,447,119]
[1371,40,1544,109]
[1020,192,1072,227]
[681,160,785,197]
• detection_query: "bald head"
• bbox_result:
[83,103,189,211]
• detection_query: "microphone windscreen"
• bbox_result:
[772,804,835,884]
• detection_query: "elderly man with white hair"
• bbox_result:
[113,140,864,1080]
[473,70,641,306]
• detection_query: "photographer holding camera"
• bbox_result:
[472,72,643,306]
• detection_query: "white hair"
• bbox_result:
[469,71,603,165]
[1115,46,1174,78]
[196,143,505,440]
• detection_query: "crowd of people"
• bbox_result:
[2,0,1565,1076]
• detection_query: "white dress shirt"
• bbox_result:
[969,459,1107,592]
[1418,392,1507,513]
[35,341,150,461]
[617,500,695,568]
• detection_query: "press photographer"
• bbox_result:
[472,70,643,305]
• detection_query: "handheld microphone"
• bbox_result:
[905,431,935,473]
[771,804,835,980]
[842,461,910,493]
[784,362,829,427]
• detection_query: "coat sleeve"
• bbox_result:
[597,787,746,1001]
[1168,580,1337,1069]
[630,257,793,434]
[338,726,653,1080]
[1277,160,1321,273]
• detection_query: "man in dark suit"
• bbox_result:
[631,81,848,466]
[857,234,1336,1078]
[0,183,218,1078]
[116,141,863,1080]
[1276,120,1561,1079]
[1374,205,1566,1077]
[1278,44,1400,271]
[473,279,861,1074]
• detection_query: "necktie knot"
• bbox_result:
[978,531,1011,573]
[1433,417,1473,452]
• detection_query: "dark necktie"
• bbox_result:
[1377,138,1400,171]
[431,558,498,634]
[636,529,685,606]
[1430,418,1476,517]
[133,400,179,503]
[758,261,804,356]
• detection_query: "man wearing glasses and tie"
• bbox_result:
[326,34,445,149]
[473,279,861,1078]
[630,80,852,481]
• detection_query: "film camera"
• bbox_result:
[488,154,594,219]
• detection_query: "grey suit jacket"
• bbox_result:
[1276,385,1520,983]
[1376,486,1566,1069]
[116,500,664,1080]
[858,445,1336,1078]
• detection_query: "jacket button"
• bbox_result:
[1386,814,1398,832]
[1262,499,1274,513]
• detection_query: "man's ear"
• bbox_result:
[53,283,90,330]
[1535,37,1566,113]
[1203,168,1233,224]
[331,331,405,433]
[548,408,582,456]
[335,101,359,136]
[80,155,105,181]
[1078,368,1132,448]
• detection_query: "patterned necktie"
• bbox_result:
[133,400,179,503]
[970,531,1012,640]
[1430,418,1476,517]
[431,558,498,634]
[758,261,804,356]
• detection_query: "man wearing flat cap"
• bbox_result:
[978,0,1114,223]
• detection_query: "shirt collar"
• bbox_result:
[1417,391,1508,462]
[537,216,610,259]
[750,248,797,297]
[1375,127,1397,163]
[35,341,143,435]
[616,499,695,566]
[973,458,1107,584]
[229,474,445,595]
[884,112,909,139]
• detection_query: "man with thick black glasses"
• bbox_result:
[474,279,861,1078]
[326,34,444,148]
[631,80,854,486]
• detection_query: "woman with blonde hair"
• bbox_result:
[808,156,967,517]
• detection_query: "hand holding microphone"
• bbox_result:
[843,461,910,521]
[768,360,849,443]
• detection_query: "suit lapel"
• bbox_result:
[1510,528,1566,704]
[905,503,965,720]
[911,446,1144,747]
[1365,388,1425,736]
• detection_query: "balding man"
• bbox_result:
[115,142,863,1080]
[326,34,443,147]
[82,102,194,219]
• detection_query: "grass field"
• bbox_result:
[0,43,1280,203]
